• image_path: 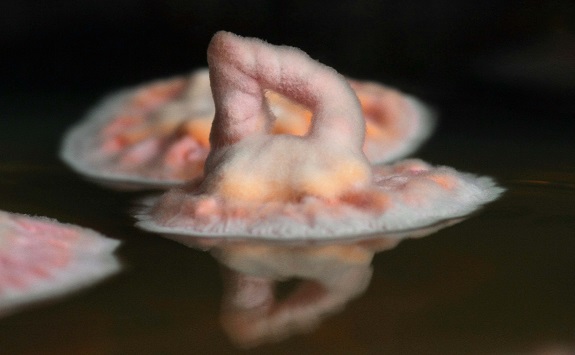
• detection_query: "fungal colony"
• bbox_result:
[134,32,503,240]
[61,60,433,188]
[1,30,503,319]
[0,211,120,316]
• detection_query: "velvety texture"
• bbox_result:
[0,211,121,316]
[136,32,503,240]
[61,61,433,188]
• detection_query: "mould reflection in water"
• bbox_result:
[162,217,463,348]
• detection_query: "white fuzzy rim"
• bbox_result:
[0,211,121,316]
[59,79,202,188]
[368,96,436,163]
[134,160,504,240]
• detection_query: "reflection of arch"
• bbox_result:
[216,243,373,348]
[167,218,463,348]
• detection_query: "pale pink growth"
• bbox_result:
[61,69,215,188]
[202,31,372,202]
[102,114,145,137]
[135,32,503,240]
[118,137,161,167]
[0,211,120,317]
[164,136,201,165]
[206,31,365,149]
[350,80,435,162]
[61,57,432,188]
[138,159,502,238]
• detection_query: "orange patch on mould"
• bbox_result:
[364,119,386,138]
[164,137,207,175]
[428,174,458,190]
[272,117,310,136]
[118,120,181,146]
[226,206,251,219]
[194,197,218,217]
[103,115,143,135]
[182,119,212,147]
[340,189,390,212]
[216,176,293,203]
[268,92,312,136]
[357,90,407,139]
[131,79,187,109]
[299,161,372,200]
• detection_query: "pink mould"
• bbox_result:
[0,210,120,316]
[165,217,464,348]
[61,69,214,188]
[61,56,433,189]
[135,32,503,240]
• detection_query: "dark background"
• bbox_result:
[1,0,574,141]
[0,0,573,173]
[1,0,573,90]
